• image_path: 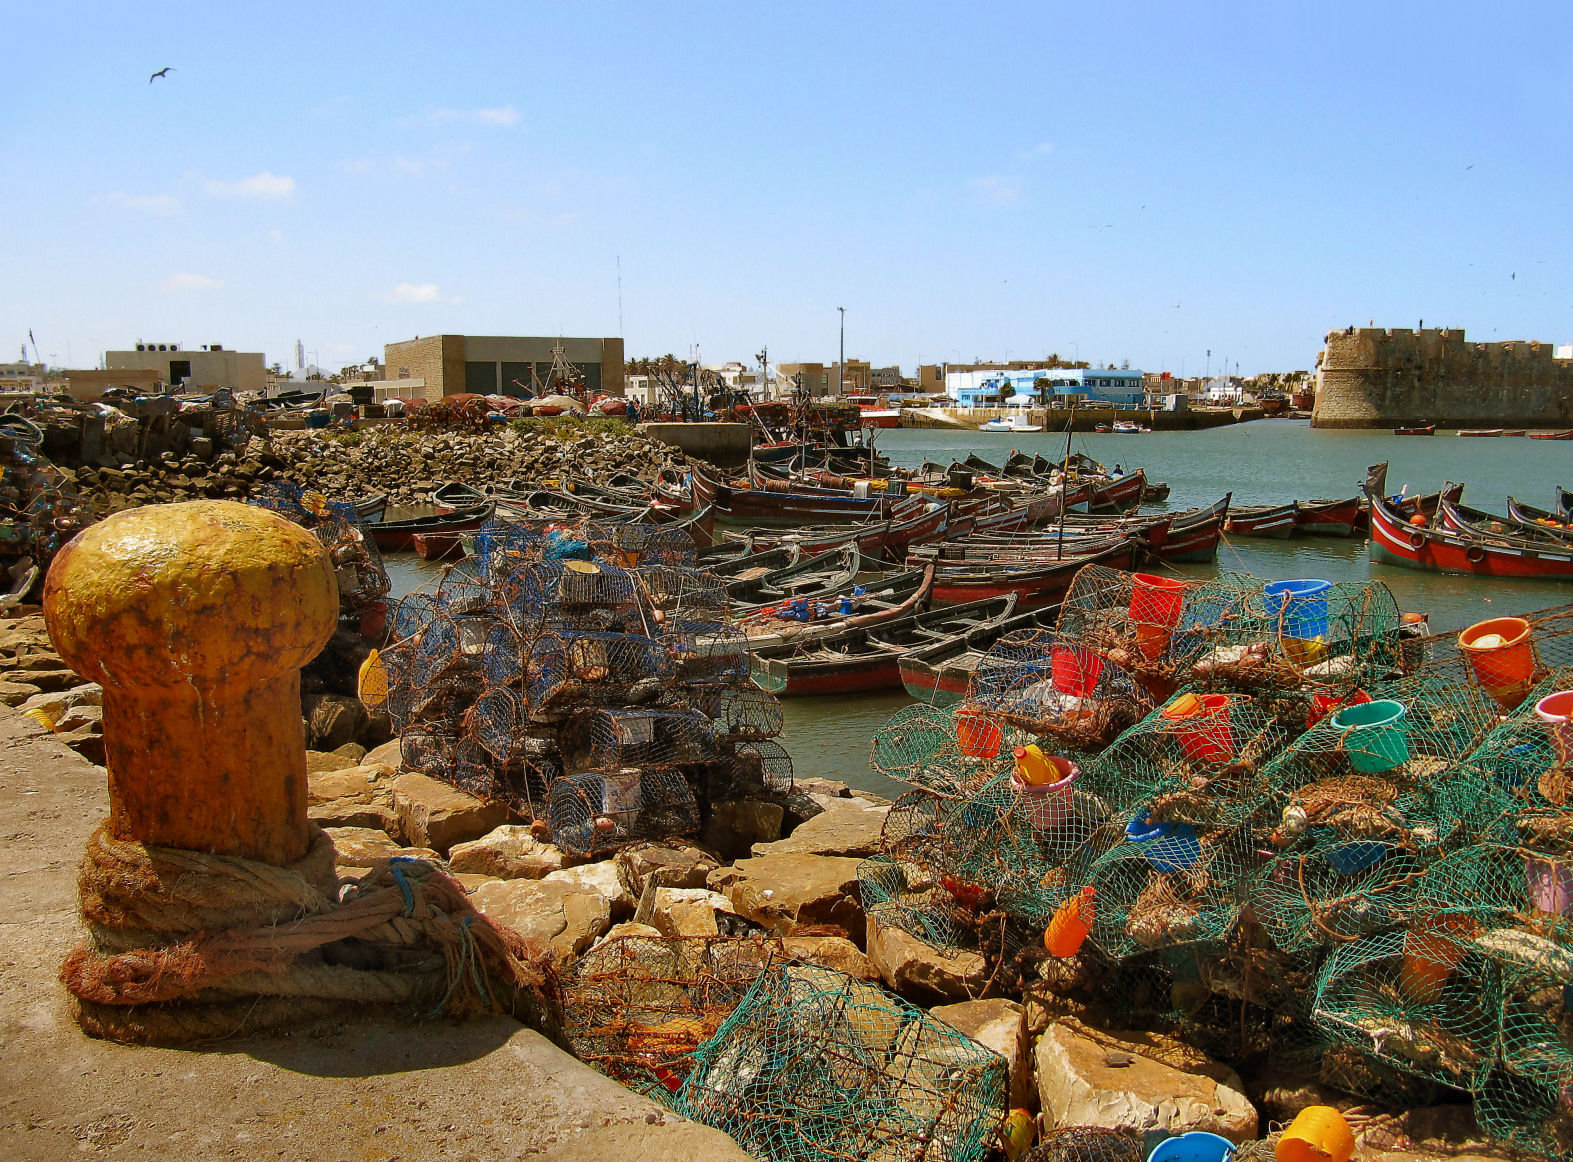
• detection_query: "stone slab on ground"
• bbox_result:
[649,887,736,939]
[470,877,612,959]
[931,998,1031,1109]
[781,934,880,982]
[865,915,987,1003]
[362,737,404,770]
[392,770,510,853]
[1035,1020,1258,1143]
[0,707,752,1162]
[542,860,636,917]
[614,840,719,893]
[753,796,889,858]
[305,748,359,773]
[708,852,865,938]
[448,824,574,879]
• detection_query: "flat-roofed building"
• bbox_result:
[779,362,831,397]
[383,334,625,398]
[105,342,267,392]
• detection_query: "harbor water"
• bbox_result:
[387,418,1573,798]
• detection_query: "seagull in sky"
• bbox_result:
[1465,163,1474,170]
[149,67,173,83]
[1089,224,1113,231]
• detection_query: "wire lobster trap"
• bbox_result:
[554,933,781,1101]
[869,702,1040,799]
[673,962,1008,1162]
[592,523,700,568]
[526,631,674,711]
[547,767,700,858]
[1023,1127,1144,1162]
[663,619,750,686]
[689,685,784,741]
[706,738,794,800]
[508,559,647,634]
[636,564,729,619]
[559,706,719,773]
[966,629,1151,754]
[248,484,390,612]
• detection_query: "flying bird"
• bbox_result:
[149,67,173,83]
[1465,164,1474,170]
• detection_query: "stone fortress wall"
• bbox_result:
[1311,326,1573,429]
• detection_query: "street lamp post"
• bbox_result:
[837,307,845,398]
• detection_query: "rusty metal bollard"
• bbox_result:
[44,501,338,864]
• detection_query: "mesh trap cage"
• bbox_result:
[1022,1127,1144,1162]
[554,934,781,1101]
[547,767,701,858]
[1175,574,1404,698]
[1053,564,1212,704]
[247,484,390,612]
[636,564,729,618]
[663,619,751,686]
[708,738,794,800]
[868,702,1043,800]
[526,631,674,711]
[965,629,1150,754]
[511,559,647,635]
[674,962,1009,1162]
[691,685,785,741]
[558,706,719,773]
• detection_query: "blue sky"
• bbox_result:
[7,1,1572,376]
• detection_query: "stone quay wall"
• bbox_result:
[1311,326,1573,429]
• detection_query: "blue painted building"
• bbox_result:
[949,367,1145,407]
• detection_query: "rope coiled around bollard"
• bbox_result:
[62,822,550,1045]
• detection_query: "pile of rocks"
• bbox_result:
[264,425,691,507]
[48,422,692,515]
[0,614,104,763]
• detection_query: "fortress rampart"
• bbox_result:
[1311,327,1573,429]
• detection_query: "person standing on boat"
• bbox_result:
[1113,463,1123,476]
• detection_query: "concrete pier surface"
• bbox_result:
[0,708,752,1162]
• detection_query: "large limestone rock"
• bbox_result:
[306,749,359,773]
[470,877,612,959]
[307,763,390,805]
[708,853,864,937]
[781,934,880,982]
[701,798,784,860]
[1035,1021,1258,1143]
[448,825,574,880]
[754,797,889,858]
[363,738,404,770]
[649,887,737,939]
[392,771,509,854]
[931,998,1030,1109]
[614,840,719,893]
[542,861,635,917]
[865,915,987,1003]
[323,825,438,867]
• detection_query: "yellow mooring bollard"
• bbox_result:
[44,501,338,864]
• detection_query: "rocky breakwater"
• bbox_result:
[267,423,693,507]
[52,421,695,514]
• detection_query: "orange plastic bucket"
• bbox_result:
[1458,616,1536,710]
[1276,1105,1355,1162]
[955,707,1003,759]
[1050,644,1103,696]
[1160,692,1235,766]
[1128,572,1188,660]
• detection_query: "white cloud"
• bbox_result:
[203,171,297,199]
[99,191,182,215]
[1018,142,1054,160]
[159,272,223,292]
[427,104,521,127]
[968,174,1022,206]
[389,282,440,303]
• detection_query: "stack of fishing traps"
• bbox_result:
[249,482,390,616]
[380,517,788,856]
[867,563,1573,1156]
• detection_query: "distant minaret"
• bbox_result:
[295,340,305,372]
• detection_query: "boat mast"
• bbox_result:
[1056,407,1074,560]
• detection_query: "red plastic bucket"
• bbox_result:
[1307,688,1371,729]
[1050,645,1103,697]
[954,707,1003,759]
[1128,573,1188,660]
[1160,692,1235,765]
[1458,616,1536,710]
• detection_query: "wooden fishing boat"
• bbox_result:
[713,545,802,586]
[727,544,860,610]
[693,464,888,527]
[432,481,488,510]
[929,537,1140,609]
[1224,502,1298,539]
[1293,496,1362,537]
[411,531,468,561]
[1146,497,1230,564]
[749,594,1019,696]
[1530,430,1573,441]
[899,607,1058,704]
[1080,470,1147,514]
[1504,430,1527,437]
[882,501,951,560]
[349,492,390,524]
[1457,429,1504,437]
[1439,497,1573,549]
[739,565,934,652]
[1143,481,1172,502]
[740,521,890,561]
[371,500,497,552]
[1393,425,1435,435]
[1506,496,1573,537]
[1365,463,1573,579]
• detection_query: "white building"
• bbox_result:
[0,362,46,392]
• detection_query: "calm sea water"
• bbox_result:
[386,419,1573,797]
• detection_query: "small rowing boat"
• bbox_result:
[1393,425,1435,436]
[1224,501,1297,539]
[1457,428,1504,437]
[371,500,497,552]
[1293,496,1362,537]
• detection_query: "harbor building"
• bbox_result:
[383,334,626,398]
[778,362,832,397]
[105,342,267,392]
[948,367,1144,407]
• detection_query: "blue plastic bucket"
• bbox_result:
[1126,814,1200,872]
[1147,1131,1235,1162]
[1265,578,1333,641]
[1330,698,1410,773]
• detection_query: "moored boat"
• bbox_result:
[1530,430,1573,440]
[1393,425,1435,435]
[1293,496,1362,537]
[749,594,1018,696]
[371,500,497,552]
[929,536,1140,609]
[1457,429,1505,437]
[899,606,1057,704]
[1223,501,1297,539]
